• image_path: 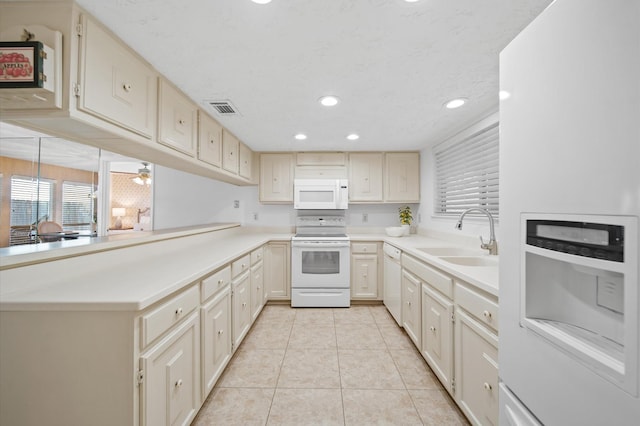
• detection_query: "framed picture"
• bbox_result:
[0,41,46,88]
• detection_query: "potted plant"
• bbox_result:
[398,205,413,235]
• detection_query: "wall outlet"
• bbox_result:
[362,213,368,223]
[234,200,239,208]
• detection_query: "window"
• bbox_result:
[434,122,499,217]
[62,181,95,231]
[9,176,53,245]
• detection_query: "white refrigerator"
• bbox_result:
[499,0,640,424]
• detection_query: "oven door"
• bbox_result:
[291,240,350,288]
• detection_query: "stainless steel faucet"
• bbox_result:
[455,208,498,255]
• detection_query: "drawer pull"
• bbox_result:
[242,263,246,269]
[430,326,436,332]
[218,329,224,335]
[175,307,183,316]
[122,83,132,92]
[483,310,492,319]
[257,286,261,290]
[407,301,411,306]
[218,279,224,285]
[178,119,185,125]
[175,379,183,388]
[483,382,492,391]
[242,302,247,308]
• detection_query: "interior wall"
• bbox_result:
[0,156,97,247]
[418,111,501,243]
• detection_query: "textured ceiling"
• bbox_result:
[18,0,552,152]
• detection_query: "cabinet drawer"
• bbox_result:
[402,255,453,298]
[141,285,200,348]
[455,282,499,332]
[232,254,251,278]
[201,265,231,302]
[251,247,263,265]
[352,243,378,254]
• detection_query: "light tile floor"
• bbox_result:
[192,304,469,426]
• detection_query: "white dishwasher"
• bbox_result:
[383,243,402,325]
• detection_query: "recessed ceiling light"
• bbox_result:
[346,134,360,141]
[445,98,467,109]
[499,90,511,100]
[404,0,421,3]
[319,95,340,107]
[251,0,272,4]
[294,133,307,140]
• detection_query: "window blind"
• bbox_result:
[62,181,94,231]
[10,176,52,226]
[434,123,499,217]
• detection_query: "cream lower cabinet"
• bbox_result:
[140,311,201,426]
[264,241,291,300]
[454,281,499,426]
[201,285,232,398]
[351,242,380,299]
[421,283,454,395]
[232,270,251,351]
[401,269,422,348]
[250,247,265,322]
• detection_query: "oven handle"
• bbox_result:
[291,241,351,248]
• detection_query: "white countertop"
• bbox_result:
[0,226,497,312]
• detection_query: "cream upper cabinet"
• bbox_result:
[198,112,223,167]
[385,152,420,202]
[239,142,252,180]
[349,153,384,202]
[78,14,157,139]
[222,130,240,174]
[260,153,295,203]
[297,152,346,166]
[422,283,454,396]
[157,79,198,156]
[140,311,201,426]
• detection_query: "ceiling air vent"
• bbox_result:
[204,99,240,116]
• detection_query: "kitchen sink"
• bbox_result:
[439,256,499,267]
[417,247,488,257]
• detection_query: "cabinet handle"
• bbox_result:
[407,301,411,306]
[242,263,246,269]
[242,302,247,308]
[175,379,183,388]
[218,329,224,335]
[210,138,215,144]
[122,83,132,92]
[175,307,183,316]
[430,326,436,332]
[483,382,492,391]
[483,310,492,319]
[218,279,224,285]
[257,286,261,290]
[363,274,367,278]
[178,119,185,125]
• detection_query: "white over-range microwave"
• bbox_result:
[294,179,348,210]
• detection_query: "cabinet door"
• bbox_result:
[201,286,231,398]
[455,308,499,426]
[222,129,240,174]
[401,270,422,348]
[78,14,156,139]
[140,311,200,426]
[232,271,251,350]
[264,242,291,299]
[158,79,198,156]
[239,142,252,180]
[351,253,378,299]
[198,112,223,167]
[422,284,454,395]
[260,154,295,203]
[349,153,383,202]
[251,262,264,323]
[385,153,420,202]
